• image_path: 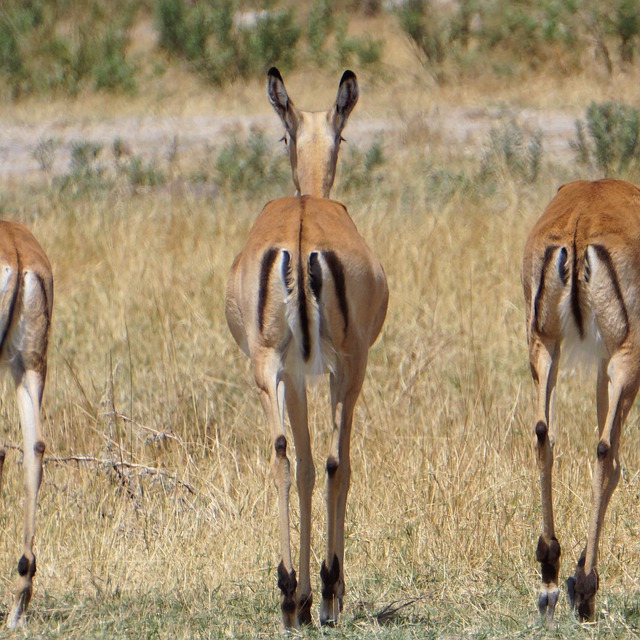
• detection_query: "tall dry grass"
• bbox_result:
[0,15,638,639]
[0,128,637,640]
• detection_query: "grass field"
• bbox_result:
[0,9,639,640]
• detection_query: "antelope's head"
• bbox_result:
[267,67,359,199]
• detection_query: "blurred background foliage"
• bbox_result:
[1,0,640,97]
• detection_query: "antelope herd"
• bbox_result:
[0,67,638,629]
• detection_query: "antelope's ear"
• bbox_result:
[267,67,298,135]
[332,70,359,135]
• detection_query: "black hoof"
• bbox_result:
[297,593,313,626]
[567,566,598,622]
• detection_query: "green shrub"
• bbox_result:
[155,0,301,85]
[396,0,472,83]
[156,0,187,55]
[92,28,137,93]
[307,0,334,64]
[337,138,385,192]
[613,0,640,64]
[123,156,165,190]
[56,140,111,195]
[0,0,137,97]
[32,138,58,173]
[480,120,543,183]
[214,130,288,195]
[243,8,300,73]
[334,17,383,69]
[572,100,640,174]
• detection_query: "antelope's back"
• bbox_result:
[226,196,387,356]
[523,178,640,356]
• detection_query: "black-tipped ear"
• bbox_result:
[267,66,283,83]
[333,70,358,133]
[267,67,297,134]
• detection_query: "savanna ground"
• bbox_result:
[0,5,639,639]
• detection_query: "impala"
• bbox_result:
[225,68,388,628]
[523,178,640,622]
[0,221,53,628]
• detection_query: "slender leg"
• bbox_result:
[0,444,5,492]
[253,354,297,630]
[529,336,561,624]
[568,355,638,621]
[283,374,315,626]
[320,360,365,626]
[7,369,45,629]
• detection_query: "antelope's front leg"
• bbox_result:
[530,338,561,624]
[8,372,45,629]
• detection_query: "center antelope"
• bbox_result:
[225,68,388,628]
[523,178,640,622]
[0,221,53,628]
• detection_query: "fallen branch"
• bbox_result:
[374,595,427,624]
[44,454,196,495]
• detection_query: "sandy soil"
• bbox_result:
[0,102,582,183]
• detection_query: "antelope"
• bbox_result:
[523,178,640,623]
[225,68,388,628]
[0,221,53,628]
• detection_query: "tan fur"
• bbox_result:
[225,69,388,629]
[0,221,53,628]
[523,178,640,622]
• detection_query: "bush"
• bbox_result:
[92,28,137,93]
[307,0,334,64]
[334,17,383,69]
[56,140,111,195]
[480,120,543,184]
[396,0,474,84]
[243,8,300,73]
[572,100,640,174]
[122,156,165,190]
[214,130,288,195]
[156,0,301,86]
[0,0,137,97]
[337,138,385,192]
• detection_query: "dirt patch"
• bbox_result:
[0,105,581,182]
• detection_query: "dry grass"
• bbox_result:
[0,13,638,640]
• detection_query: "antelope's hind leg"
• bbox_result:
[254,355,299,629]
[320,361,366,626]
[284,374,315,626]
[7,368,46,629]
[567,355,637,621]
[529,335,562,624]
[7,268,50,629]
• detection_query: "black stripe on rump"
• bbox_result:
[533,246,555,335]
[589,243,630,340]
[31,272,51,327]
[282,250,293,294]
[323,250,348,331]
[257,247,279,332]
[297,246,311,362]
[0,251,20,355]
[557,246,568,285]
[570,237,584,338]
[309,252,322,301]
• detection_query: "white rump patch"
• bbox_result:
[557,251,608,371]
[282,251,335,382]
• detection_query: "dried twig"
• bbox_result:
[44,454,196,495]
[374,595,427,624]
